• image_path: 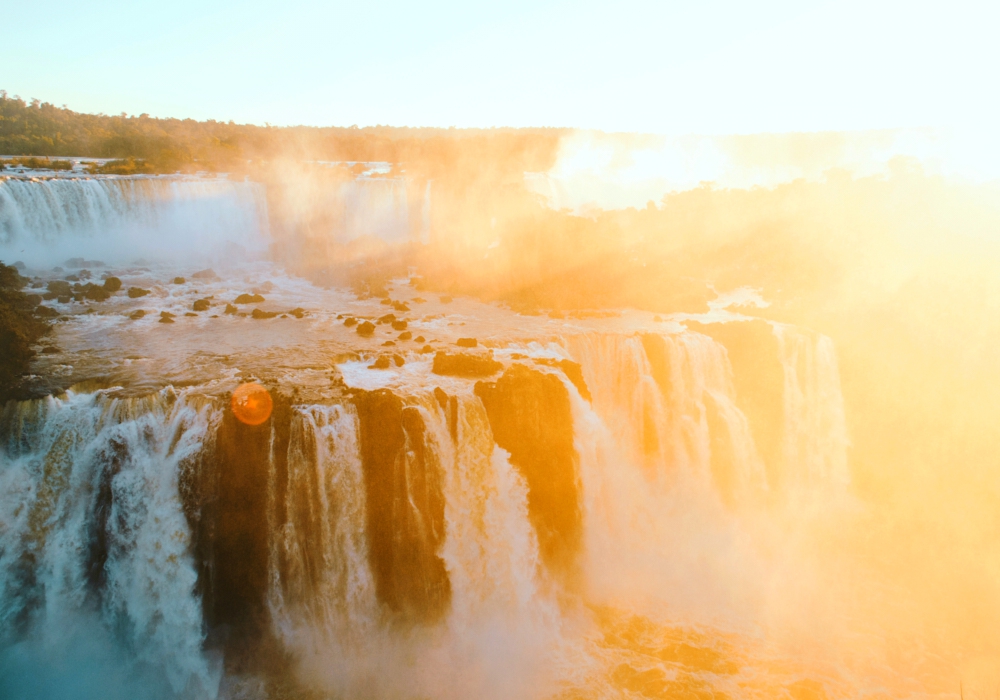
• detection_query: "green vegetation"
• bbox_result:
[0,262,50,401]
[0,156,73,170]
[0,91,563,175]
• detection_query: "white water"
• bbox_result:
[0,176,269,267]
[0,389,220,700]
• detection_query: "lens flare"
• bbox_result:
[231,382,273,426]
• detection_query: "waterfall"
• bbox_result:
[0,176,269,267]
[0,389,221,700]
[339,177,411,245]
[773,324,850,492]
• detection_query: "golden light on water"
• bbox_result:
[232,382,273,426]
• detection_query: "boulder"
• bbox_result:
[34,305,59,318]
[288,307,305,319]
[160,311,175,319]
[159,316,175,324]
[172,277,186,284]
[343,317,357,327]
[378,313,396,324]
[127,287,150,299]
[431,350,502,378]
[382,341,396,347]
[392,301,410,312]
[398,331,412,341]
[193,298,211,312]
[369,356,391,370]
[233,293,265,304]
[224,303,238,315]
[103,276,122,292]
[392,354,405,367]
[46,280,71,296]
[418,345,434,354]
[356,320,376,337]
[392,320,408,331]
[456,337,478,348]
[414,335,425,343]
[251,308,278,320]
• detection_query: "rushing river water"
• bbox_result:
[0,174,962,699]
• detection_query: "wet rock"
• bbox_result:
[382,341,396,346]
[251,308,278,320]
[34,305,59,318]
[24,294,41,306]
[129,309,146,320]
[357,320,376,337]
[531,358,592,402]
[159,316,175,324]
[184,312,197,317]
[343,317,358,327]
[413,297,427,304]
[172,277,186,284]
[224,303,238,315]
[392,301,410,312]
[40,345,60,354]
[380,298,394,306]
[57,295,71,304]
[288,307,305,319]
[392,320,408,331]
[127,287,150,298]
[456,337,478,348]
[418,345,434,354]
[83,284,111,302]
[378,313,396,324]
[352,389,450,620]
[65,274,80,282]
[431,350,502,377]
[398,331,412,341]
[369,356,391,369]
[103,276,122,292]
[475,364,582,575]
[193,298,211,312]
[234,293,265,304]
[191,268,218,280]
[47,280,71,296]
[392,354,405,367]
[414,335,425,343]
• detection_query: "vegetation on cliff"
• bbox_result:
[0,262,49,400]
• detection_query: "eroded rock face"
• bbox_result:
[432,351,502,377]
[685,320,784,485]
[475,365,582,577]
[352,389,450,621]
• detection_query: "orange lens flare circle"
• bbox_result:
[231,382,273,426]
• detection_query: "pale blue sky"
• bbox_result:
[2,0,996,133]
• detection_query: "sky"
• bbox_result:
[2,0,997,134]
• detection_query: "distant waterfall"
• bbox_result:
[0,176,269,267]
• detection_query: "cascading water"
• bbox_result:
[0,389,221,700]
[0,176,269,267]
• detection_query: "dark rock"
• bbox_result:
[193,298,211,312]
[418,345,434,354]
[103,276,122,292]
[159,316,175,324]
[184,312,197,317]
[129,310,146,320]
[234,293,265,304]
[475,365,582,576]
[380,298,393,306]
[392,354,405,367]
[392,301,410,312]
[532,358,592,402]
[398,331,412,341]
[352,389,450,620]
[344,317,357,327]
[57,295,71,304]
[47,280,72,296]
[369,356,391,370]
[456,337,478,348]
[172,277,186,284]
[251,308,278,320]
[392,320,408,331]
[382,341,396,346]
[414,336,425,343]
[83,284,111,302]
[65,274,80,282]
[357,320,376,337]
[224,303,238,315]
[432,351,502,377]
[127,287,150,298]
[40,345,60,354]
[34,305,59,318]
[378,313,396,324]
[191,269,218,280]
[24,294,41,306]
[160,311,175,319]
[288,307,305,319]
